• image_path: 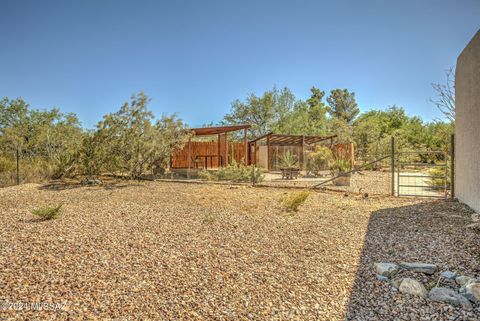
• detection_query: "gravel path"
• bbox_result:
[0,181,478,320]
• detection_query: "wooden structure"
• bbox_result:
[171,125,251,173]
[248,133,353,171]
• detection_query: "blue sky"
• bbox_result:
[0,0,479,128]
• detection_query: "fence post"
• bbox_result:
[450,134,455,199]
[16,147,20,185]
[391,136,395,196]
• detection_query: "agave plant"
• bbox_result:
[330,158,352,174]
[279,150,298,169]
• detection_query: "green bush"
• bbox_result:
[330,158,352,174]
[199,161,264,183]
[306,146,334,175]
[31,204,63,220]
[282,190,309,212]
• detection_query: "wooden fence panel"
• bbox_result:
[171,141,246,168]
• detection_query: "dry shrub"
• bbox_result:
[282,191,310,212]
[198,161,264,183]
[31,204,63,221]
[306,146,334,175]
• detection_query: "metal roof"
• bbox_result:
[249,133,337,146]
[190,124,251,136]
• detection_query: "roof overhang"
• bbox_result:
[190,124,251,136]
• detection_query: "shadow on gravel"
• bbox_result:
[344,200,480,320]
[38,181,146,191]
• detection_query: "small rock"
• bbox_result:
[399,278,427,298]
[428,287,472,309]
[82,178,103,185]
[460,281,480,304]
[390,277,403,289]
[400,262,437,275]
[472,213,480,222]
[456,276,475,287]
[441,271,457,280]
[374,263,399,278]
[376,274,389,281]
[466,223,480,230]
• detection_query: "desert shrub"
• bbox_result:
[279,150,298,168]
[306,146,334,175]
[282,190,309,212]
[330,158,352,174]
[198,161,264,183]
[31,204,63,220]
[198,170,215,181]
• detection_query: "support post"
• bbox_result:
[224,133,228,165]
[301,135,305,171]
[218,134,221,167]
[187,138,191,179]
[391,137,395,196]
[244,128,248,165]
[450,133,455,199]
[266,134,271,171]
[16,147,20,185]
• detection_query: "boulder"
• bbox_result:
[460,281,480,304]
[456,276,475,287]
[390,277,403,289]
[440,271,456,280]
[428,287,472,309]
[374,263,399,278]
[400,262,437,275]
[399,278,427,298]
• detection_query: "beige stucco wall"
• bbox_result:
[455,29,480,212]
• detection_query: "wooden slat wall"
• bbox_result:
[332,142,355,165]
[171,141,246,168]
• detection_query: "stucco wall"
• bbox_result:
[455,29,480,212]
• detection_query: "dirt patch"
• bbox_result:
[0,181,478,320]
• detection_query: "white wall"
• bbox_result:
[455,29,480,212]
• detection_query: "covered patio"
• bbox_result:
[249,133,350,171]
[171,124,251,172]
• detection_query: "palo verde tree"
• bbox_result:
[0,97,83,179]
[94,92,189,178]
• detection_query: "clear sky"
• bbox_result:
[1,0,479,128]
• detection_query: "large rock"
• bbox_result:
[399,278,427,298]
[375,263,399,278]
[376,274,389,281]
[460,281,480,304]
[390,277,403,289]
[400,262,437,275]
[428,287,472,309]
[456,275,475,287]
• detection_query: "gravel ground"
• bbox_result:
[0,181,478,320]
[259,171,392,195]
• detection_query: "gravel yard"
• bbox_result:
[0,181,478,320]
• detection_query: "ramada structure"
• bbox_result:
[171,124,353,172]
